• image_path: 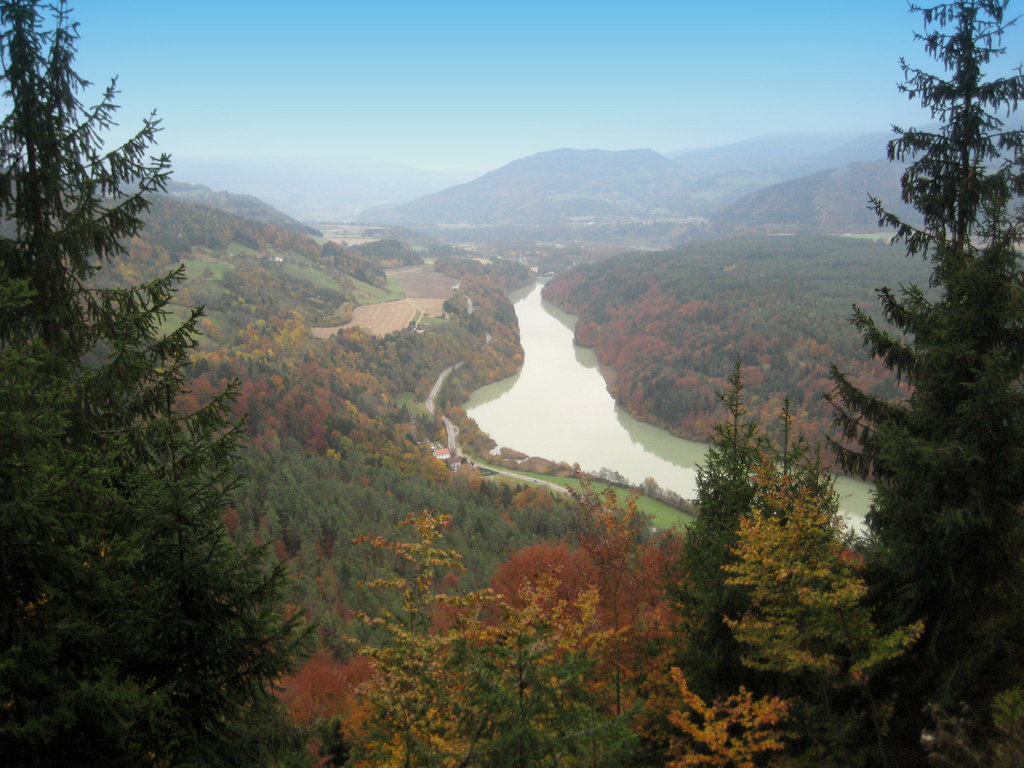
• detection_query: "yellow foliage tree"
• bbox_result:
[351,510,634,768]
[723,460,922,765]
[665,667,790,768]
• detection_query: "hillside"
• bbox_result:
[165,180,322,236]
[363,148,701,244]
[542,235,933,453]
[363,136,905,245]
[709,159,916,235]
[102,195,585,619]
[665,132,891,218]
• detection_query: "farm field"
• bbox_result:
[387,265,460,298]
[313,265,459,338]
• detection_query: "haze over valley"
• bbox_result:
[6,2,1024,767]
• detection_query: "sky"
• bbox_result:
[69,0,1024,175]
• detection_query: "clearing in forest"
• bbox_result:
[312,265,459,338]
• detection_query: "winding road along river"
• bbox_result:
[465,282,873,519]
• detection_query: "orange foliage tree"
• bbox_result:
[350,510,635,767]
[572,480,676,717]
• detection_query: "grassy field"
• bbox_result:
[226,242,259,257]
[474,461,695,530]
[179,257,232,282]
[350,277,405,305]
[276,254,347,293]
[397,392,431,417]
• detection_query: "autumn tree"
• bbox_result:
[664,667,790,768]
[827,0,1024,746]
[572,479,663,716]
[0,3,305,765]
[351,511,481,768]
[724,460,922,767]
[352,511,634,768]
[450,575,636,768]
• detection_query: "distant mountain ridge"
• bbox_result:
[363,136,904,244]
[365,148,695,226]
[171,157,471,221]
[709,159,917,235]
[166,132,917,244]
[668,132,889,178]
[164,181,321,236]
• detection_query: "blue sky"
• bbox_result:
[70,1,1024,173]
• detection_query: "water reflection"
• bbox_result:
[467,283,706,498]
[465,281,873,520]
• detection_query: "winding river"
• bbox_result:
[465,282,873,520]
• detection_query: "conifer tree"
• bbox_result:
[827,0,1024,745]
[675,367,845,704]
[671,363,767,700]
[0,2,306,765]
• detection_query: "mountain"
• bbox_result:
[668,132,889,178]
[662,133,891,216]
[362,148,703,244]
[165,181,321,236]
[360,136,901,245]
[366,148,695,224]
[171,157,472,221]
[709,159,916,235]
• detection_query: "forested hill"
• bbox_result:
[542,235,933,452]
[106,195,393,295]
[103,194,599,659]
[363,148,702,245]
[165,180,322,236]
[708,159,917,235]
[367,148,694,226]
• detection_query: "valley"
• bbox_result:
[7,2,1024,765]
[70,154,956,768]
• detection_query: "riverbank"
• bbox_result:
[419,356,695,530]
[472,459,696,529]
[463,280,875,520]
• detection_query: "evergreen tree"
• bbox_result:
[828,0,1024,749]
[674,366,843,704]
[671,363,767,700]
[0,2,306,765]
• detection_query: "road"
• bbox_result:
[425,362,463,453]
[477,464,569,494]
[425,362,462,416]
[424,361,568,495]
[441,415,459,453]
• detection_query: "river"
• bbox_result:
[465,281,873,520]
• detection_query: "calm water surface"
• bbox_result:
[465,282,872,519]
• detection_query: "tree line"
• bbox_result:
[3,2,1024,767]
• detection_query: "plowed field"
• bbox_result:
[348,299,417,335]
[312,266,458,338]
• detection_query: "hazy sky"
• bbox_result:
[71,1,1024,174]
